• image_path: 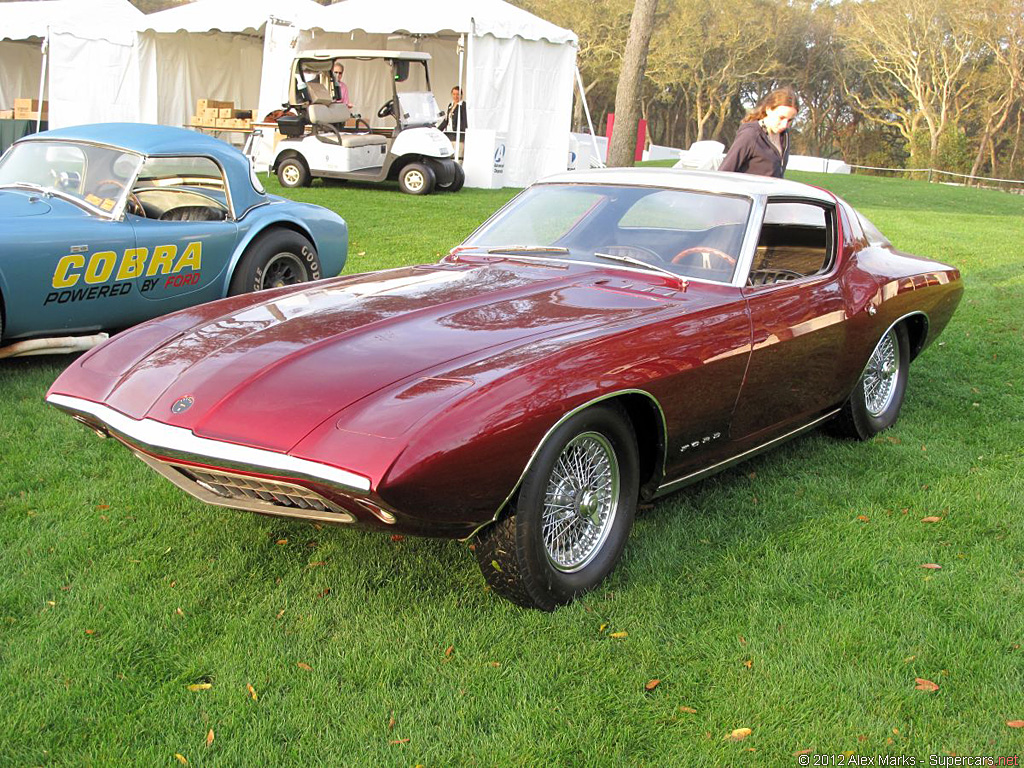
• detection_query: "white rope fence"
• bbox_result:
[847,163,1024,189]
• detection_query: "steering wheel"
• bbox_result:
[93,178,126,198]
[671,246,737,271]
[377,99,395,119]
[124,191,145,217]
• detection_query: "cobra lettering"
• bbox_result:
[51,242,203,289]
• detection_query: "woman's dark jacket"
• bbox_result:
[719,121,790,178]
[439,102,468,134]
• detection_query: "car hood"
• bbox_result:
[0,188,53,217]
[73,259,682,453]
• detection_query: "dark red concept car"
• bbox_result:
[46,168,963,609]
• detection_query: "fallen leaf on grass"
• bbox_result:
[903,655,916,663]
[317,588,331,599]
[743,660,753,669]
[857,515,870,522]
[84,629,97,635]
[388,713,395,730]
[914,677,939,692]
[246,683,258,701]
[389,738,410,745]
[920,564,942,570]
[678,706,698,714]
[390,535,404,542]
[276,539,288,545]
[645,679,661,691]
[921,516,942,523]
[609,631,628,639]
[306,561,326,569]
[187,683,212,692]
[1006,720,1024,728]
[206,729,214,748]
[488,661,501,668]
[176,607,185,617]
[96,504,110,510]
[174,754,188,765]
[275,610,285,620]
[794,749,812,756]
[444,645,454,658]
[725,728,752,741]
[297,662,313,671]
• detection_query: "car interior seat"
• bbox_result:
[305,80,387,149]
[158,205,227,222]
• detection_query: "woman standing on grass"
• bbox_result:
[719,87,800,178]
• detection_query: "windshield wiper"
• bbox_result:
[594,251,688,289]
[486,245,570,255]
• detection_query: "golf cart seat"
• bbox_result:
[305,81,387,148]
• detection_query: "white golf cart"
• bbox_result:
[271,50,464,195]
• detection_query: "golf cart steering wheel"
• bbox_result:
[377,99,396,119]
[671,246,737,271]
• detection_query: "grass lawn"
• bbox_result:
[2,171,1022,765]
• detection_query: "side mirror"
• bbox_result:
[393,60,410,82]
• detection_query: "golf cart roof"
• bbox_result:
[299,49,432,62]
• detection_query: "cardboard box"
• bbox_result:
[15,110,48,121]
[218,107,234,118]
[196,98,232,112]
[201,108,220,124]
[14,98,47,112]
[0,110,14,120]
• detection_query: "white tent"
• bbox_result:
[0,0,143,114]
[272,0,579,187]
[41,0,326,130]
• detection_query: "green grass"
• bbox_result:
[2,172,1023,765]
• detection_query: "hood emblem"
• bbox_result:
[171,396,194,414]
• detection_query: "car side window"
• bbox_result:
[748,200,836,286]
[131,156,230,222]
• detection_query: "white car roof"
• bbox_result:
[539,167,836,204]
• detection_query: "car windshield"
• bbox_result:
[0,140,143,215]
[462,184,753,283]
[395,61,442,128]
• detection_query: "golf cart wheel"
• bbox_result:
[229,229,321,296]
[473,403,639,610]
[277,157,311,189]
[399,162,435,195]
[438,163,465,193]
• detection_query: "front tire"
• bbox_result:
[398,162,435,195]
[277,157,311,188]
[830,324,910,440]
[228,230,321,296]
[474,404,639,610]
[437,163,465,192]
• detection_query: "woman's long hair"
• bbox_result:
[741,87,800,123]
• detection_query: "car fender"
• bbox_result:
[221,201,348,293]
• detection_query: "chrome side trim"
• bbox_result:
[135,451,356,524]
[47,393,371,493]
[462,388,668,541]
[652,408,840,497]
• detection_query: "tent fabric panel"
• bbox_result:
[142,0,326,35]
[0,41,44,111]
[469,35,575,187]
[0,0,143,41]
[48,30,142,129]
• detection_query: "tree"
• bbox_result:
[841,0,981,167]
[607,0,659,166]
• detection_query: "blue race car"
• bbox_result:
[0,123,347,357]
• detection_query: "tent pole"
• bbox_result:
[455,33,465,164]
[575,65,602,168]
[37,28,49,132]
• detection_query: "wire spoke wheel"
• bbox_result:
[862,328,900,417]
[542,432,620,572]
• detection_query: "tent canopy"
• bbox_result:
[0,0,143,42]
[142,0,327,35]
[318,0,577,44]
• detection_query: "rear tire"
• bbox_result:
[830,324,910,440]
[474,404,639,610]
[277,157,311,189]
[229,230,320,296]
[398,162,435,195]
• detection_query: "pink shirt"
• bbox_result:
[334,78,349,105]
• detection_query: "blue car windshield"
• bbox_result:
[0,140,143,216]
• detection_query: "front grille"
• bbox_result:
[175,466,341,513]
